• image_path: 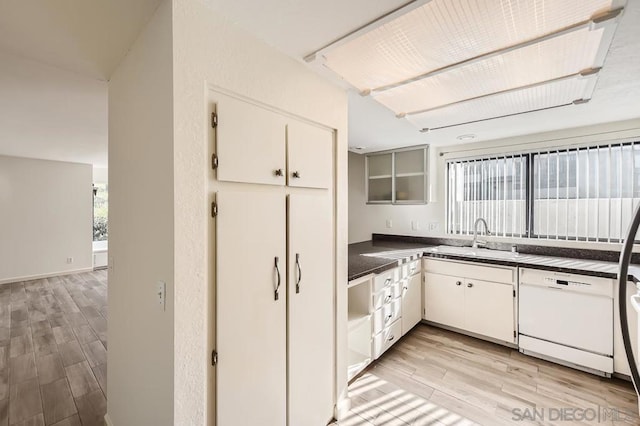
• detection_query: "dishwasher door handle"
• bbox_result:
[631,294,640,314]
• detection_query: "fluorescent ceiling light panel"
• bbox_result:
[406,73,598,130]
[372,27,605,115]
[323,0,613,91]
[315,0,624,132]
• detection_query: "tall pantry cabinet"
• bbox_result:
[210,91,335,426]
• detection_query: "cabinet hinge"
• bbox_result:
[212,153,219,170]
[211,202,218,218]
[211,112,218,129]
[513,289,516,298]
[212,350,218,366]
[514,330,516,338]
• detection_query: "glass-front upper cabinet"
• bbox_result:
[366,146,428,204]
[367,153,393,202]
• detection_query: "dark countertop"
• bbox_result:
[348,239,640,284]
[348,241,433,281]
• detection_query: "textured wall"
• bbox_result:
[172,0,348,423]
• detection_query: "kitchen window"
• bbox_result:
[93,183,108,242]
[446,141,640,242]
[447,155,527,237]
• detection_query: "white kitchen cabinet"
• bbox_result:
[401,272,422,335]
[214,93,287,186]
[347,276,373,381]
[423,258,517,344]
[464,278,515,342]
[212,90,335,425]
[348,260,420,377]
[287,194,333,425]
[287,121,333,189]
[216,191,287,426]
[423,272,465,330]
[214,92,333,190]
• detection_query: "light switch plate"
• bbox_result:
[156,281,166,311]
[386,219,393,228]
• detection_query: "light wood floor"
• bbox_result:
[341,324,639,426]
[0,270,108,426]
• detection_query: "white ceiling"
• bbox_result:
[0,0,638,165]
[206,0,640,153]
[0,0,161,167]
[0,0,162,80]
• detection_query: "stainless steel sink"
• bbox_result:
[361,248,429,260]
[428,245,519,260]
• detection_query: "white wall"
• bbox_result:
[0,155,92,283]
[107,0,174,425]
[172,0,348,423]
[349,118,640,252]
[93,167,108,184]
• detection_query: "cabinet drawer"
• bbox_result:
[372,299,401,334]
[373,319,402,359]
[423,258,515,285]
[401,260,421,278]
[373,268,400,292]
[372,286,393,310]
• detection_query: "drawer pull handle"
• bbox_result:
[456,281,462,286]
[467,282,473,288]
[385,278,392,285]
[292,171,301,178]
[385,314,393,324]
[388,335,395,342]
[274,257,281,301]
[384,295,392,304]
[295,253,302,294]
[403,286,408,291]
[274,168,283,177]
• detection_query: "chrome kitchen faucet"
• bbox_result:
[472,218,491,248]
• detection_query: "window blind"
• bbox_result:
[446,141,640,243]
[533,142,640,242]
[447,155,527,237]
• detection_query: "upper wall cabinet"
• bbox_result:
[214,92,332,189]
[366,146,428,204]
[287,122,332,189]
[215,94,287,186]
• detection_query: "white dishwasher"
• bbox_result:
[519,268,614,376]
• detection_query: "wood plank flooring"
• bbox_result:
[0,271,107,426]
[340,324,639,426]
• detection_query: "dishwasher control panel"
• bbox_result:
[520,268,614,298]
[543,277,591,288]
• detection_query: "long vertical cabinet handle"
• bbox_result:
[274,256,281,301]
[295,253,302,293]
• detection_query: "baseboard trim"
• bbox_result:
[104,413,114,426]
[0,268,95,285]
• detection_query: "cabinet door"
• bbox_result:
[402,273,422,335]
[464,279,515,343]
[287,121,333,189]
[287,194,334,425]
[216,191,286,426]
[214,93,286,185]
[423,272,465,329]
